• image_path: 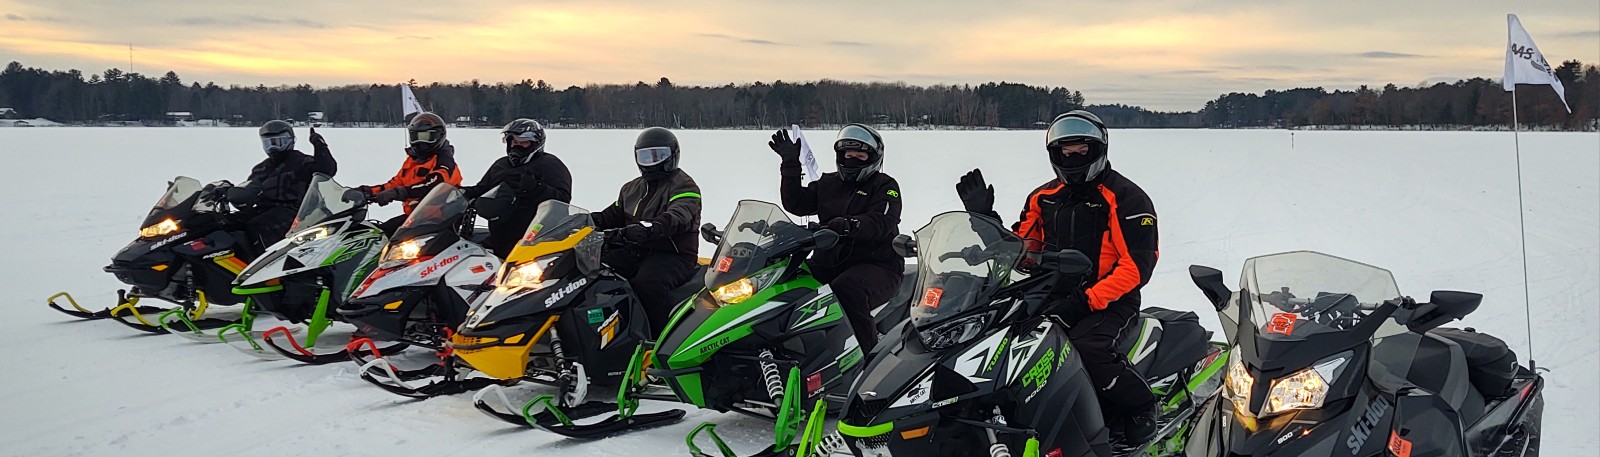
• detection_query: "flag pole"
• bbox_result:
[1510,86,1536,370]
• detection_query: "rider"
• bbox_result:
[767,124,902,351]
[591,127,701,334]
[210,119,338,252]
[954,110,1160,445]
[346,112,463,234]
[464,118,573,257]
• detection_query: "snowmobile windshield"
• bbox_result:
[908,212,1024,332]
[288,173,356,233]
[393,183,468,241]
[142,176,204,227]
[706,200,813,290]
[511,200,602,274]
[1240,251,1407,342]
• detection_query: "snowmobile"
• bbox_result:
[456,200,703,421]
[48,176,255,333]
[340,183,502,395]
[1181,251,1544,457]
[208,173,402,363]
[512,200,892,456]
[832,211,1229,457]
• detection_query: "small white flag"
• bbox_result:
[401,84,425,116]
[790,124,821,185]
[1504,14,1570,113]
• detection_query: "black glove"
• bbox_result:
[370,187,403,206]
[309,127,328,151]
[225,186,262,206]
[956,168,995,214]
[825,217,860,237]
[341,187,369,204]
[1054,288,1093,315]
[768,129,802,163]
[200,181,234,203]
[620,223,657,245]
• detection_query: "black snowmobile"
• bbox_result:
[833,211,1228,457]
[49,176,256,333]
[1181,250,1544,457]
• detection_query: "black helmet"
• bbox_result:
[833,123,884,182]
[1045,110,1109,185]
[633,126,679,180]
[259,120,295,155]
[501,118,546,161]
[406,112,447,159]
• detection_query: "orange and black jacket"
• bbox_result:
[991,169,1157,311]
[366,142,464,214]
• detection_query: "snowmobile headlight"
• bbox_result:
[711,278,755,304]
[140,218,180,238]
[290,226,331,244]
[917,314,987,350]
[380,235,434,269]
[1263,366,1330,415]
[1224,356,1254,414]
[497,254,560,293]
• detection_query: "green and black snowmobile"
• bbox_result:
[506,200,907,457]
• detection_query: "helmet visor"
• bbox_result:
[409,129,441,144]
[261,133,293,152]
[833,126,880,154]
[503,130,539,143]
[635,146,673,166]
[1046,116,1105,148]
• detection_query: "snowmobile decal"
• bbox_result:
[1346,395,1391,453]
[790,285,838,330]
[955,331,1008,383]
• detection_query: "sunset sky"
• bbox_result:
[2,0,1596,111]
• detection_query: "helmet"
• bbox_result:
[259,120,295,155]
[633,127,680,180]
[833,123,884,182]
[406,112,447,159]
[1045,110,1109,185]
[501,118,546,161]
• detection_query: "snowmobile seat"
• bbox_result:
[666,265,710,302]
[1430,327,1519,400]
[1376,332,1486,423]
[1125,307,1213,382]
[872,263,919,335]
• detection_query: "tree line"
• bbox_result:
[0,60,1593,129]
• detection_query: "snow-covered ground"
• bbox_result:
[1,127,1594,456]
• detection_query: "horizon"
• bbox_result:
[2,1,1596,112]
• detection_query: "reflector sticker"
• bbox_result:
[1267,312,1297,336]
[805,372,823,395]
[920,287,943,308]
[715,257,733,272]
[1387,430,1412,457]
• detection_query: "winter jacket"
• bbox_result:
[592,169,702,256]
[366,142,463,214]
[778,158,902,277]
[990,168,1157,312]
[463,151,573,208]
[240,142,338,209]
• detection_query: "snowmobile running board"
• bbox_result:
[349,338,497,398]
[262,326,381,365]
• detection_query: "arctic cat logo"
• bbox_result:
[1346,395,1392,454]
[699,335,732,354]
[544,277,588,306]
[419,255,460,278]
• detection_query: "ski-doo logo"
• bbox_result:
[419,255,459,278]
[543,277,588,306]
[1346,395,1392,454]
[150,232,187,250]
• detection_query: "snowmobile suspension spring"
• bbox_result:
[759,348,784,401]
[988,443,1012,457]
[812,432,847,457]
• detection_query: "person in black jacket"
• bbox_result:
[592,127,702,333]
[767,124,902,350]
[955,110,1160,445]
[208,119,338,252]
[464,118,573,257]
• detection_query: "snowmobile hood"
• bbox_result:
[845,324,1000,427]
[654,271,821,371]
[234,218,381,287]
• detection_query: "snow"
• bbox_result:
[1,127,1595,456]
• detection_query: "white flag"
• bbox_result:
[790,124,821,185]
[1504,14,1570,113]
[401,84,425,116]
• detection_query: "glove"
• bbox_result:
[309,127,328,151]
[370,187,403,206]
[825,217,859,237]
[225,186,261,206]
[1055,288,1094,314]
[620,223,657,245]
[341,187,369,204]
[200,181,234,203]
[956,168,995,214]
[768,129,802,163]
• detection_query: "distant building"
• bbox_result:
[166,111,195,121]
[307,111,325,121]
[0,107,16,119]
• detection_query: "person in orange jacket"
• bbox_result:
[346,112,464,234]
[955,110,1160,446]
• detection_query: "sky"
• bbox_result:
[1,0,1596,111]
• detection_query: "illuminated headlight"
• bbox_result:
[290,226,331,244]
[1224,356,1254,414]
[380,235,434,269]
[497,254,560,293]
[140,218,180,238]
[1264,366,1330,414]
[711,278,755,304]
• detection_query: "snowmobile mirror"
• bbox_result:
[892,234,917,257]
[700,223,723,243]
[1189,265,1233,312]
[812,229,841,250]
[1406,291,1482,333]
[1041,249,1093,276]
